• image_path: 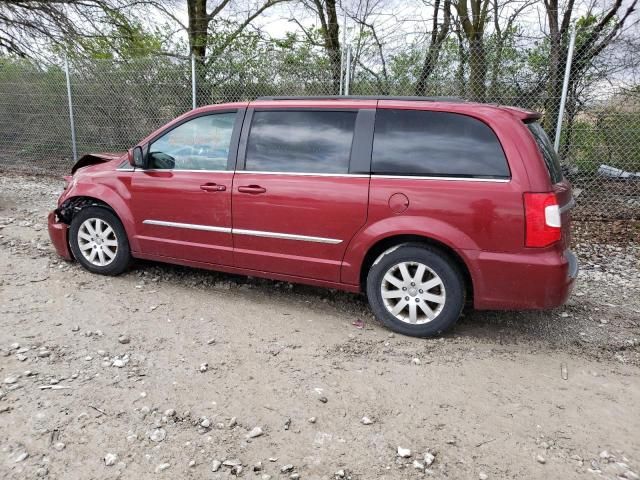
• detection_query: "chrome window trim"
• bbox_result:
[233,228,342,244]
[118,168,231,173]
[372,174,510,183]
[143,220,342,244]
[238,170,369,178]
[142,220,231,234]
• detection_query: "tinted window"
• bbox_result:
[245,110,356,173]
[149,113,236,170]
[372,109,509,178]
[526,122,563,184]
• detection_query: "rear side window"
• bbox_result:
[245,110,357,174]
[526,122,563,184]
[372,109,510,178]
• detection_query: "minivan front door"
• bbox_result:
[231,107,373,283]
[129,110,243,266]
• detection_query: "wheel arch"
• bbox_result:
[56,190,138,251]
[56,196,116,224]
[358,234,474,304]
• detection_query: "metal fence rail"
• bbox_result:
[0,40,638,220]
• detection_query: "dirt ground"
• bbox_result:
[1,172,639,480]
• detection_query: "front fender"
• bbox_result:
[340,215,480,286]
[71,152,126,174]
[62,178,139,252]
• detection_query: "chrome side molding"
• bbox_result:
[233,228,342,244]
[142,220,232,234]
[143,220,342,244]
[372,174,510,183]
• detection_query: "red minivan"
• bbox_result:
[48,96,577,337]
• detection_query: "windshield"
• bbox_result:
[526,122,563,184]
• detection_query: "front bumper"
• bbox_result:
[469,248,578,310]
[47,211,73,260]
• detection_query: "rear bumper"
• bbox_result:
[468,247,578,310]
[47,211,73,260]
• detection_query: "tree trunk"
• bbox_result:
[415,48,439,96]
[542,0,572,135]
[325,0,341,94]
[415,0,451,96]
[187,0,210,106]
[312,0,341,94]
[455,29,466,97]
[488,40,503,102]
[559,89,578,161]
[543,41,563,133]
[454,0,489,102]
[468,37,486,102]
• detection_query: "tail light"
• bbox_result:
[524,192,561,247]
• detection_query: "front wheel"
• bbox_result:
[69,206,131,275]
[366,244,465,337]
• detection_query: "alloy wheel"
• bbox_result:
[77,217,118,267]
[380,261,446,324]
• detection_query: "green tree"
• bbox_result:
[541,0,638,137]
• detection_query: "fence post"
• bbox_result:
[344,46,351,96]
[554,27,577,153]
[339,9,347,95]
[339,49,345,96]
[191,54,197,109]
[64,56,78,162]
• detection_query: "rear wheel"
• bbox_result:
[366,244,465,337]
[69,206,130,275]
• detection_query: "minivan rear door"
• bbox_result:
[230,104,374,282]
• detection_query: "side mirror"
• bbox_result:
[128,146,147,168]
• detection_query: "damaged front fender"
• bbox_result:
[71,152,126,174]
[55,197,107,224]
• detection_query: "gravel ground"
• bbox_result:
[1,172,639,480]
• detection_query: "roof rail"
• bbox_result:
[256,95,465,102]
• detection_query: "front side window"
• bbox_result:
[148,112,237,170]
[245,110,357,174]
[372,109,510,178]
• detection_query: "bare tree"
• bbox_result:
[295,0,342,93]
[415,0,451,95]
[0,0,139,58]
[542,0,639,135]
[453,18,467,95]
[151,0,287,103]
[487,0,534,101]
[346,0,391,94]
[149,0,286,62]
[452,0,491,101]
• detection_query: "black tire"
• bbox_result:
[69,206,131,276]
[366,244,465,337]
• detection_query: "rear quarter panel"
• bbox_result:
[341,101,534,287]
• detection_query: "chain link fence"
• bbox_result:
[0,38,638,220]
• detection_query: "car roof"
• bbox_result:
[191,97,541,122]
[249,96,541,121]
[256,95,464,102]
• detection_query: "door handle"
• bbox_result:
[238,185,266,194]
[200,183,226,192]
